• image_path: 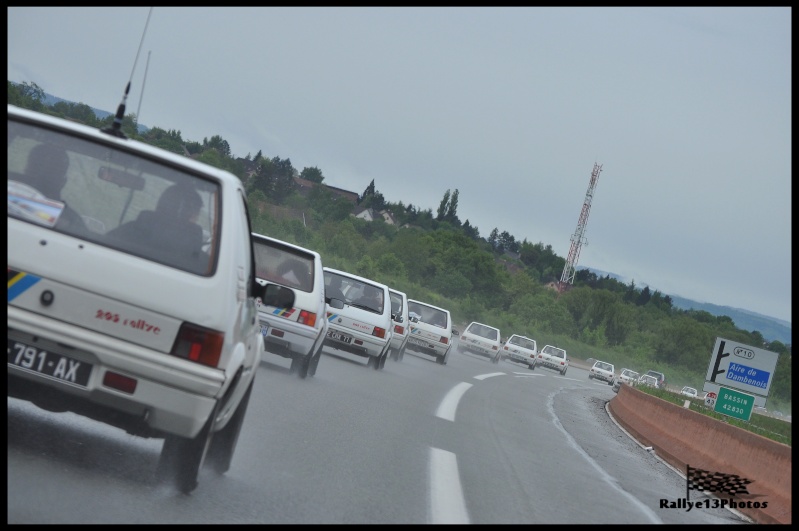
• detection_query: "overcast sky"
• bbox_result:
[8,7,791,324]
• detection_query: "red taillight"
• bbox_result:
[171,323,224,367]
[439,336,449,344]
[103,371,137,394]
[492,345,498,350]
[372,327,386,339]
[503,346,509,350]
[298,310,317,327]
[394,324,405,335]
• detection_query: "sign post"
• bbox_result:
[713,386,755,422]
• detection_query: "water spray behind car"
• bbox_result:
[102,7,153,139]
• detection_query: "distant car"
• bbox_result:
[589,360,615,385]
[641,370,667,389]
[680,386,699,398]
[616,368,639,386]
[536,345,569,375]
[405,299,454,365]
[639,374,659,388]
[458,321,502,363]
[387,289,411,362]
[252,233,327,379]
[500,334,537,369]
[322,267,393,370]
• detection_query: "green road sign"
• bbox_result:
[713,386,754,421]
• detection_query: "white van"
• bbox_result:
[458,321,502,363]
[388,288,410,362]
[322,267,393,370]
[252,233,327,378]
[7,104,267,494]
[406,299,454,365]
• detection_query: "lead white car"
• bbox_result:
[7,104,267,493]
[322,267,393,370]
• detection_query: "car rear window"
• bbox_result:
[542,345,565,358]
[253,241,315,293]
[408,301,448,328]
[325,271,384,314]
[467,323,498,340]
[509,336,536,350]
[8,119,219,276]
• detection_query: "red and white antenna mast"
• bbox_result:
[559,162,602,293]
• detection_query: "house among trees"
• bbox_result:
[352,206,376,222]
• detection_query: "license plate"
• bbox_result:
[408,337,428,347]
[8,339,93,387]
[326,330,352,344]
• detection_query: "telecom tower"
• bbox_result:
[558,162,602,293]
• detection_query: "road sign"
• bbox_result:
[705,337,779,400]
[713,386,754,422]
[704,391,717,408]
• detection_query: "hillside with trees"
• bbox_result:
[8,80,791,414]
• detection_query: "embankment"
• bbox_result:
[608,384,791,525]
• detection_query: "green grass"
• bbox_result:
[637,386,791,446]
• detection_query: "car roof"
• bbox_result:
[323,266,390,292]
[407,298,450,314]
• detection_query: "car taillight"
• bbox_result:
[439,336,449,344]
[171,322,224,368]
[298,310,317,327]
[372,327,386,339]
[503,346,509,350]
[492,345,498,350]
[394,324,405,334]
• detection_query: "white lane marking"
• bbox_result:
[546,390,663,524]
[429,447,470,524]
[435,382,473,422]
[513,372,542,377]
[473,372,506,380]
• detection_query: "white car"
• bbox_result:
[405,299,454,365]
[616,368,639,386]
[388,288,411,362]
[589,360,615,385]
[458,321,502,363]
[322,268,393,370]
[252,233,327,379]
[639,374,659,388]
[500,334,537,369]
[536,345,569,375]
[680,386,699,398]
[7,104,267,494]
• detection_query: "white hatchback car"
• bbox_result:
[681,386,699,398]
[388,288,410,362]
[536,345,569,375]
[458,321,502,363]
[7,104,267,494]
[616,368,640,386]
[589,360,615,385]
[500,334,538,369]
[252,233,327,379]
[405,299,454,365]
[322,268,393,370]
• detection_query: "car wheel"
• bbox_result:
[588,374,593,379]
[206,379,253,475]
[308,342,323,377]
[608,379,613,386]
[378,350,389,370]
[561,367,567,376]
[528,362,535,370]
[291,352,311,379]
[157,403,216,494]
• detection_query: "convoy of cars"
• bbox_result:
[458,321,502,363]
[536,345,569,375]
[500,334,538,369]
[7,104,268,494]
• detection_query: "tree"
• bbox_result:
[300,166,324,183]
[437,189,451,220]
[445,188,460,225]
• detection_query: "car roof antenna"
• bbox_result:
[102,7,154,139]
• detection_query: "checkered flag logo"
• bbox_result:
[687,465,752,496]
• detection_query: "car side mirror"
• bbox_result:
[452,329,459,336]
[262,283,295,309]
[409,315,419,323]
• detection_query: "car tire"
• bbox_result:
[588,374,593,379]
[157,403,216,494]
[608,379,613,386]
[291,352,311,379]
[206,378,253,475]
[561,367,567,376]
[308,342,323,377]
[528,362,535,370]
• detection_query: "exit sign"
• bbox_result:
[713,386,754,421]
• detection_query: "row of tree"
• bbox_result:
[9,80,791,410]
